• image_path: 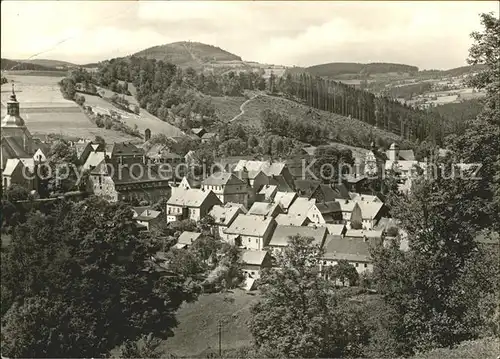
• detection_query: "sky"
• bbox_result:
[1,1,498,70]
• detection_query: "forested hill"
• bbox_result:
[132,41,242,67]
[418,64,487,78]
[269,72,447,143]
[85,55,451,145]
[285,62,486,79]
[15,59,77,69]
[285,62,419,78]
[305,62,419,77]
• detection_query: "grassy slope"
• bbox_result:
[412,337,499,359]
[231,93,401,145]
[210,96,247,122]
[162,290,261,357]
[91,87,185,138]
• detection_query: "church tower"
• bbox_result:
[1,84,34,169]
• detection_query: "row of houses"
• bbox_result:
[175,208,382,281]
[161,158,390,282]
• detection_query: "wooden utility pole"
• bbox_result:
[218,319,222,357]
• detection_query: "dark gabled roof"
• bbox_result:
[132,206,151,216]
[269,175,294,192]
[343,175,368,184]
[269,225,327,248]
[145,144,183,160]
[107,142,143,157]
[310,184,350,202]
[32,138,50,154]
[3,136,29,158]
[322,235,372,262]
[191,128,206,136]
[294,179,321,197]
[315,201,341,214]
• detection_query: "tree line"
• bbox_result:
[269,71,449,144]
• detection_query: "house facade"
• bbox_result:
[268,225,328,252]
[88,159,171,203]
[241,250,272,280]
[201,172,248,207]
[166,187,221,223]
[135,209,162,231]
[209,204,245,240]
[320,235,375,275]
[224,214,277,250]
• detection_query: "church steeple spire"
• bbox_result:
[2,81,24,127]
[7,82,20,117]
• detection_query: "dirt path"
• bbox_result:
[230,94,260,122]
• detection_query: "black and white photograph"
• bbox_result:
[1,1,499,358]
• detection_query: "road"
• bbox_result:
[229,93,260,122]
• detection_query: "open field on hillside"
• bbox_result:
[234,93,401,146]
[211,96,247,122]
[0,74,137,142]
[86,88,185,138]
[161,290,260,357]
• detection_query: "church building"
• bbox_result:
[1,85,42,190]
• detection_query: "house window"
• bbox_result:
[355,263,359,267]
[248,239,251,243]
[364,263,368,268]
[251,271,255,275]
[323,261,327,265]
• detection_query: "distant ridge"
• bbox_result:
[303,62,419,77]
[15,59,77,68]
[285,62,485,78]
[1,58,61,71]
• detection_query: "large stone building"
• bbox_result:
[88,157,171,203]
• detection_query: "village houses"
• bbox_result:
[201,171,249,207]
[320,235,375,276]
[175,231,202,249]
[224,214,277,250]
[288,197,343,224]
[166,187,221,223]
[135,209,162,231]
[268,225,328,252]
[240,250,273,280]
[209,203,247,240]
[247,201,284,218]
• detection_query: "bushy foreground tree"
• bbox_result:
[249,236,368,358]
[1,197,199,357]
[371,170,499,355]
[368,14,500,356]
